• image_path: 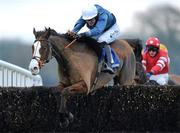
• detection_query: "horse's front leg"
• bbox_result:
[53,82,65,112]
[59,80,87,127]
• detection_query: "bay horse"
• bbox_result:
[29,27,136,127]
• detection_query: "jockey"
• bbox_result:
[70,4,121,74]
[142,37,170,85]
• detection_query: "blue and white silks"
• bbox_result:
[100,48,120,68]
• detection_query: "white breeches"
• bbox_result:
[97,23,121,43]
[150,73,169,85]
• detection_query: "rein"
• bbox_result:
[64,39,77,49]
[48,39,70,76]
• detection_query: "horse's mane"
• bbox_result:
[36,27,99,46]
[35,27,65,39]
[36,28,100,56]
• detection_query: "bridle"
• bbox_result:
[32,39,53,68]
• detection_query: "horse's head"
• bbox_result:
[29,28,53,75]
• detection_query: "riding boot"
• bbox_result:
[103,44,115,74]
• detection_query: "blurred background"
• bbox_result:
[0,0,180,86]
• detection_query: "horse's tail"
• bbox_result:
[124,39,143,62]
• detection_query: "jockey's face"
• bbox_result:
[86,17,96,27]
[147,46,159,57]
[148,50,157,57]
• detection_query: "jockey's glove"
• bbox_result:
[78,33,86,38]
[66,30,78,40]
[146,72,153,79]
[75,33,87,41]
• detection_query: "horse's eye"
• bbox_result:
[43,47,48,51]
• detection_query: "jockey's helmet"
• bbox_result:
[82,5,98,20]
[146,37,160,48]
[146,37,160,52]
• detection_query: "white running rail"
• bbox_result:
[0,60,43,87]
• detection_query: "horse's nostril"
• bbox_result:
[30,66,39,75]
[34,67,38,70]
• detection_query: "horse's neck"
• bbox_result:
[50,36,88,69]
[50,35,67,50]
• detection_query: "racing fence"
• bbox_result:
[0,60,42,87]
[0,85,180,132]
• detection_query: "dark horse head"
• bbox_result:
[29,27,137,127]
[29,27,56,74]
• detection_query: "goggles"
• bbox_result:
[147,46,159,52]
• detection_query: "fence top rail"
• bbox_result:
[0,60,42,80]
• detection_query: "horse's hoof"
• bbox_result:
[60,118,69,128]
[68,112,74,123]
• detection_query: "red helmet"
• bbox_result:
[146,37,160,48]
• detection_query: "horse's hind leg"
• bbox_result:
[118,54,136,85]
[59,80,87,127]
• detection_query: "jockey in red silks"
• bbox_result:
[142,37,170,85]
[69,4,121,74]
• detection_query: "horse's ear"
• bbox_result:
[33,28,38,38]
[44,27,51,39]
[45,27,48,31]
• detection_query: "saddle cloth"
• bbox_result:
[100,48,120,68]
